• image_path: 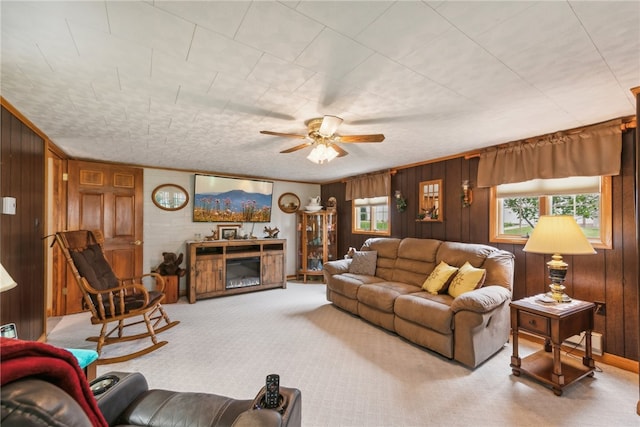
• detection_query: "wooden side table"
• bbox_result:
[510,295,595,396]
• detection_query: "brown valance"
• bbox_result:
[477,119,622,188]
[345,171,390,201]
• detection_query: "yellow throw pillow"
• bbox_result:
[422,261,459,295]
[448,261,486,298]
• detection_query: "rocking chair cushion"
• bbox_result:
[102,291,164,316]
[71,244,119,292]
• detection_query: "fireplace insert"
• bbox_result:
[226,257,261,289]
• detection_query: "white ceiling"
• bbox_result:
[2,1,638,183]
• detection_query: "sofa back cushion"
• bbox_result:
[361,238,400,281]
[391,238,442,287]
[436,241,514,291]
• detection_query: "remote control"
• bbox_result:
[265,374,280,409]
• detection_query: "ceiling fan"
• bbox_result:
[260,115,385,164]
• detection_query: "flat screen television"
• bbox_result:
[193,174,273,223]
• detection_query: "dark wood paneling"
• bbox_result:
[0,106,45,341]
[322,131,638,360]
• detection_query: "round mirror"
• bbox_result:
[152,184,189,211]
[278,192,300,213]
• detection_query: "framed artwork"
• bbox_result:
[218,224,241,240]
[193,174,273,222]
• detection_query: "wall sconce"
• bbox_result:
[394,190,407,212]
[461,180,472,207]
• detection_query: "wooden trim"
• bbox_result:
[1,97,50,142]
[47,140,67,159]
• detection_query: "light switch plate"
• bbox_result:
[2,197,16,215]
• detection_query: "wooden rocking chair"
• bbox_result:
[53,230,179,364]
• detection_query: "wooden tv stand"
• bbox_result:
[187,239,286,303]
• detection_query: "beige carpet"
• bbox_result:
[47,283,639,426]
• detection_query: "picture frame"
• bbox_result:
[217,224,241,240]
[278,192,300,213]
[193,174,273,222]
[152,184,189,211]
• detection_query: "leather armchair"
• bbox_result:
[1,371,302,427]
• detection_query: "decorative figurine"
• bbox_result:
[263,226,280,238]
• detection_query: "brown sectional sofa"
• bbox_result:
[323,237,515,368]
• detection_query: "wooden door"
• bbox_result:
[262,251,284,286]
[64,160,143,314]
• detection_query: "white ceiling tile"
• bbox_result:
[295,1,392,38]
[400,28,530,103]
[235,1,324,62]
[106,1,195,59]
[295,28,373,77]
[154,1,250,38]
[356,1,451,61]
[475,2,582,59]
[188,25,262,78]
[433,1,533,38]
[247,54,315,92]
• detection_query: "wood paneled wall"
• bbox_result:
[322,130,638,360]
[0,106,46,341]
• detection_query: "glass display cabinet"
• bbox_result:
[297,210,337,282]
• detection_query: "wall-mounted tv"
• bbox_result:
[193,174,273,223]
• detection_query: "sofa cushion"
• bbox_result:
[422,261,458,295]
[328,274,383,299]
[447,262,486,298]
[436,241,492,269]
[394,292,454,335]
[361,238,401,281]
[349,251,377,275]
[357,282,417,313]
[391,238,442,286]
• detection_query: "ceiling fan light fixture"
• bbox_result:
[318,115,343,137]
[307,143,339,164]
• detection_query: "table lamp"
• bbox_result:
[0,263,17,293]
[523,215,596,302]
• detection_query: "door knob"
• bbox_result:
[131,240,143,246]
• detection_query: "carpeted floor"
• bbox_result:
[47,283,639,426]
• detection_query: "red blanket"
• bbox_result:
[0,337,108,427]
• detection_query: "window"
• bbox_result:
[352,196,390,235]
[490,176,611,249]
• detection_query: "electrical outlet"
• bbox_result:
[595,301,606,316]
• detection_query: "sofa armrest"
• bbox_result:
[93,372,148,426]
[450,286,511,314]
[323,259,351,276]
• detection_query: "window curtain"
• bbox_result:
[345,171,390,201]
[477,119,622,188]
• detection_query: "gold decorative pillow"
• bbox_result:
[422,261,459,295]
[448,261,486,298]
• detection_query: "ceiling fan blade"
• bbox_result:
[338,134,385,143]
[260,130,307,139]
[280,142,313,154]
[331,143,349,157]
[319,115,343,137]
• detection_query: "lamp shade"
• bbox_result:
[0,263,17,292]
[523,215,596,255]
[318,115,343,137]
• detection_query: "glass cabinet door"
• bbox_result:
[305,213,323,271]
[326,211,337,262]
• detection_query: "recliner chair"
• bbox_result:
[0,338,301,427]
[2,371,301,427]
